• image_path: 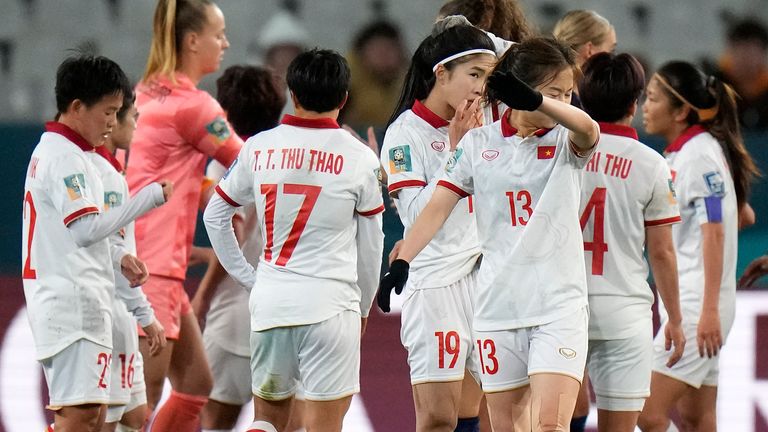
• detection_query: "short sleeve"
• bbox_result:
[215,144,255,208]
[381,123,428,194]
[438,133,475,198]
[48,154,101,226]
[356,152,385,217]
[176,92,243,167]
[675,153,725,206]
[644,159,682,227]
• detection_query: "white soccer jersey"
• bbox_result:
[204,161,258,356]
[662,126,738,331]
[87,147,155,328]
[439,113,594,331]
[22,122,114,359]
[215,115,385,331]
[381,100,480,290]
[580,123,681,340]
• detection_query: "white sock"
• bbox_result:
[247,421,278,432]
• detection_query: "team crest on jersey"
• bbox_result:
[703,171,725,197]
[223,157,238,180]
[206,116,232,144]
[431,141,446,152]
[389,145,413,173]
[104,191,123,209]
[63,174,86,200]
[482,150,499,161]
[445,148,463,173]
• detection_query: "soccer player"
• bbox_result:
[380,19,496,432]
[204,49,385,432]
[577,52,686,432]
[125,1,243,429]
[637,62,759,432]
[195,65,286,431]
[87,89,168,432]
[22,54,170,432]
[379,37,600,431]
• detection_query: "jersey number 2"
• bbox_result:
[22,191,37,279]
[260,184,321,267]
[580,187,608,275]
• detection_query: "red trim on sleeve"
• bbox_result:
[215,185,242,207]
[437,180,470,198]
[644,216,682,227]
[63,206,100,226]
[387,179,428,193]
[357,204,386,217]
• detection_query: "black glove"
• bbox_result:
[487,71,543,111]
[377,259,410,313]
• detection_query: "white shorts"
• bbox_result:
[108,299,140,406]
[652,322,719,388]
[250,310,360,401]
[41,339,111,409]
[401,269,478,384]
[587,326,653,411]
[474,306,588,393]
[206,337,252,406]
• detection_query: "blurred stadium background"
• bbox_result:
[0,0,766,430]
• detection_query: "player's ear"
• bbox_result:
[434,64,449,85]
[184,31,200,54]
[338,92,348,111]
[627,100,638,119]
[673,104,691,123]
[69,99,84,115]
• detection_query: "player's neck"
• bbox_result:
[665,122,690,146]
[293,106,340,121]
[422,94,453,121]
[175,61,204,86]
[55,114,95,147]
[102,139,118,154]
[614,116,633,127]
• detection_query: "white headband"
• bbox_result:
[432,49,497,72]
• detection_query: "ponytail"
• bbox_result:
[656,61,760,207]
[387,17,495,126]
[707,77,760,206]
[142,0,212,83]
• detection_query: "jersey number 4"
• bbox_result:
[580,187,608,275]
[260,183,321,267]
[22,191,37,279]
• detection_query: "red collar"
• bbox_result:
[500,109,552,138]
[45,121,95,152]
[95,145,124,172]
[281,114,340,129]
[598,122,638,140]
[412,100,450,129]
[665,124,707,153]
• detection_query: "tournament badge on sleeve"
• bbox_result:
[703,171,725,197]
[206,116,232,144]
[64,173,86,200]
[104,191,123,209]
[445,148,464,173]
[389,145,413,173]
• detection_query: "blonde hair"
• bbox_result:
[553,10,612,51]
[142,0,212,82]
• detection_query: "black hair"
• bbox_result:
[217,65,286,137]
[117,86,136,123]
[657,61,759,206]
[727,18,768,49]
[487,37,577,105]
[579,52,645,123]
[286,48,350,113]
[353,20,403,52]
[388,19,495,126]
[55,54,131,114]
